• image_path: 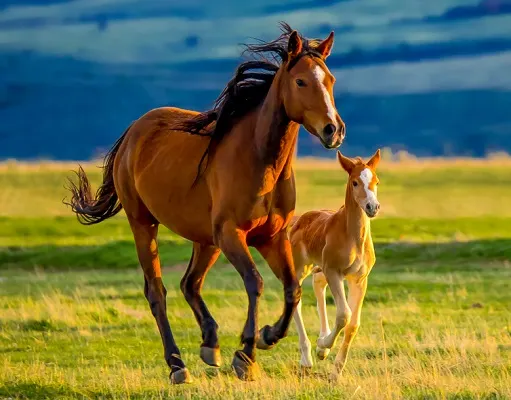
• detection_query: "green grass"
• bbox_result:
[1,262,510,399]
[1,159,511,399]
[1,216,511,270]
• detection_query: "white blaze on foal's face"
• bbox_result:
[355,167,380,217]
[337,149,381,218]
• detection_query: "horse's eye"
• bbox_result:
[353,181,358,187]
[296,79,306,87]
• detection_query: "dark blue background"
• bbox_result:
[1,0,510,160]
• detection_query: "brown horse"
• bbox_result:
[65,23,345,384]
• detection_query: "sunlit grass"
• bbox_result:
[1,264,510,399]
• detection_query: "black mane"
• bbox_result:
[177,22,323,182]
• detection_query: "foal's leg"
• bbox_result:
[180,242,221,367]
[128,217,190,384]
[214,221,264,381]
[312,271,332,360]
[332,277,367,378]
[255,231,301,350]
[293,263,313,368]
[317,268,351,352]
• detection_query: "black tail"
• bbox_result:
[64,124,132,225]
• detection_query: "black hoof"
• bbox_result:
[256,325,275,350]
[200,346,222,367]
[170,368,192,384]
[231,351,261,381]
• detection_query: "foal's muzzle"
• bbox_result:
[365,202,380,218]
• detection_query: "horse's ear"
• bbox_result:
[367,149,381,169]
[288,30,303,58]
[337,150,355,174]
[316,31,334,59]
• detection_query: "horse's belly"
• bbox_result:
[135,173,214,244]
[152,200,213,244]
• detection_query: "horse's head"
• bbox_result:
[281,30,345,149]
[337,149,381,218]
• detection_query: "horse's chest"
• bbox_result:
[343,250,374,278]
[344,257,367,277]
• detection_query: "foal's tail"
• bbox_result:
[64,124,132,225]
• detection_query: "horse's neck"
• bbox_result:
[253,79,299,178]
[342,186,370,245]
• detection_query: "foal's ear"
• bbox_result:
[337,150,355,174]
[367,149,381,169]
[288,30,303,58]
[316,31,334,59]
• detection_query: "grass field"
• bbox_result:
[1,157,510,399]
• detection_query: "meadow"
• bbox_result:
[0,155,510,399]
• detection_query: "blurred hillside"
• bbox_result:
[1,0,510,160]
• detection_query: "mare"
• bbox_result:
[289,149,380,378]
[66,23,345,384]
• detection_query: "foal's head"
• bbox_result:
[337,149,381,218]
[279,30,345,149]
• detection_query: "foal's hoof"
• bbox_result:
[200,346,222,367]
[316,346,331,360]
[170,368,193,384]
[256,325,275,350]
[231,351,261,381]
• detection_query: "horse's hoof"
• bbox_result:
[256,325,275,350]
[200,346,221,367]
[300,360,313,369]
[231,351,261,381]
[316,346,330,360]
[170,368,193,384]
[300,353,314,368]
[329,371,340,382]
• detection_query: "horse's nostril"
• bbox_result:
[323,124,336,137]
[366,204,371,211]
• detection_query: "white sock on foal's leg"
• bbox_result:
[313,271,331,359]
[293,299,313,367]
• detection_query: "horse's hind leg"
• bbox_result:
[313,271,331,360]
[180,242,221,367]
[292,254,313,368]
[127,215,191,384]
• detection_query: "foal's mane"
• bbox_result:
[177,22,323,182]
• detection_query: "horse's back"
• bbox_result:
[114,106,215,242]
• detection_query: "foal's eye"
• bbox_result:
[353,181,358,187]
[296,79,306,87]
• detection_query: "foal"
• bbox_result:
[290,149,380,377]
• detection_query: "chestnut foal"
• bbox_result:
[289,149,381,378]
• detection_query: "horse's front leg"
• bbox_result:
[316,268,350,352]
[255,230,302,349]
[214,220,264,381]
[331,276,367,379]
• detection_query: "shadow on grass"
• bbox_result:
[1,238,510,271]
[0,382,85,399]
